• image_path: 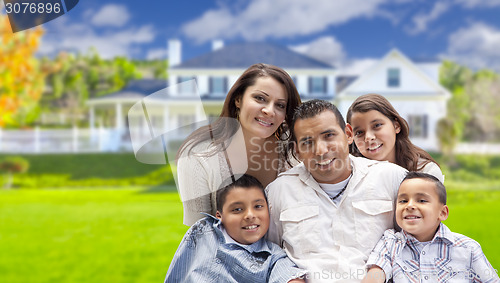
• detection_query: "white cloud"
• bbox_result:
[444,22,500,70]
[91,4,131,27]
[455,0,500,8]
[406,2,449,35]
[39,11,155,58]
[289,36,346,66]
[182,0,388,43]
[146,48,168,60]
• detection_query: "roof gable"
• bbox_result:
[338,49,450,98]
[172,42,333,69]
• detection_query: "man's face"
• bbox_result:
[294,110,353,184]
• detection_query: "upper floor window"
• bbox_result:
[178,76,196,94]
[387,68,400,87]
[408,114,428,138]
[309,76,327,94]
[209,77,227,96]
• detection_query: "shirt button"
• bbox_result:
[403,266,407,270]
[422,251,426,255]
[424,275,429,280]
[215,258,222,264]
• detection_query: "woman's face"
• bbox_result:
[235,76,287,140]
[349,110,400,163]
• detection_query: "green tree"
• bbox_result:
[438,61,472,157]
[41,50,143,126]
[0,15,45,127]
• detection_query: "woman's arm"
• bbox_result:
[177,150,214,226]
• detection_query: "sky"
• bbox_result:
[4,0,500,73]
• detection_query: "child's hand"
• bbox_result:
[361,266,385,283]
[288,278,305,283]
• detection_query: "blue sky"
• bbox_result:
[6,0,500,72]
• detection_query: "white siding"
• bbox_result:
[348,56,438,95]
[297,75,309,96]
[416,63,440,83]
[197,75,209,95]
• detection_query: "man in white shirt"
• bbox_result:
[266,99,407,283]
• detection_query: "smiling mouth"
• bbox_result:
[404,215,421,220]
[255,118,273,126]
[316,157,335,167]
[243,225,259,230]
[367,144,382,151]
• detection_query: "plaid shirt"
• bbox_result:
[366,223,499,282]
[165,214,306,283]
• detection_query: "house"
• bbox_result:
[166,39,336,121]
[336,49,451,151]
[84,41,449,156]
[85,40,336,156]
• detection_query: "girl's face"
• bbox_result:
[349,110,401,163]
[235,76,287,140]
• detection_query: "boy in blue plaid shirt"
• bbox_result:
[165,174,306,283]
[362,172,499,283]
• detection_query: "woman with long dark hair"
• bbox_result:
[177,63,301,225]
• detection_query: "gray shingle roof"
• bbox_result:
[95,79,167,99]
[172,42,333,69]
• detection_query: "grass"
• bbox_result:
[445,189,500,268]
[0,153,173,188]
[0,153,162,179]
[1,187,499,283]
[0,187,188,283]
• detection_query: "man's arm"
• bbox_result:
[265,183,283,246]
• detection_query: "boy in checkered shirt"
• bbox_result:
[362,172,499,283]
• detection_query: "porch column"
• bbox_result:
[163,106,170,134]
[115,103,123,130]
[89,105,95,137]
[195,103,203,122]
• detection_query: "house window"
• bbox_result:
[209,77,227,96]
[408,115,428,138]
[309,76,327,94]
[387,68,400,87]
[178,76,196,94]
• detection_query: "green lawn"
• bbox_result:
[0,187,188,283]
[1,187,499,282]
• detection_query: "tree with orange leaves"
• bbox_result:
[0,14,45,127]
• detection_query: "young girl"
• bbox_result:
[346,93,444,182]
[176,63,301,226]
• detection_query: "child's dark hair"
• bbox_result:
[402,171,446,204]
[216,174,266,212]
[346,93,439,171]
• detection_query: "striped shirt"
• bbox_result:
[366,223,499,282]
[165,214,306,283]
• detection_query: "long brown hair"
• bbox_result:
[177,63,301,163]
[346,93,438,171]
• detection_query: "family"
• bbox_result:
[166,64,498,282]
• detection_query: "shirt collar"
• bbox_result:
[201,213,272,255]
[401,223,454,247]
